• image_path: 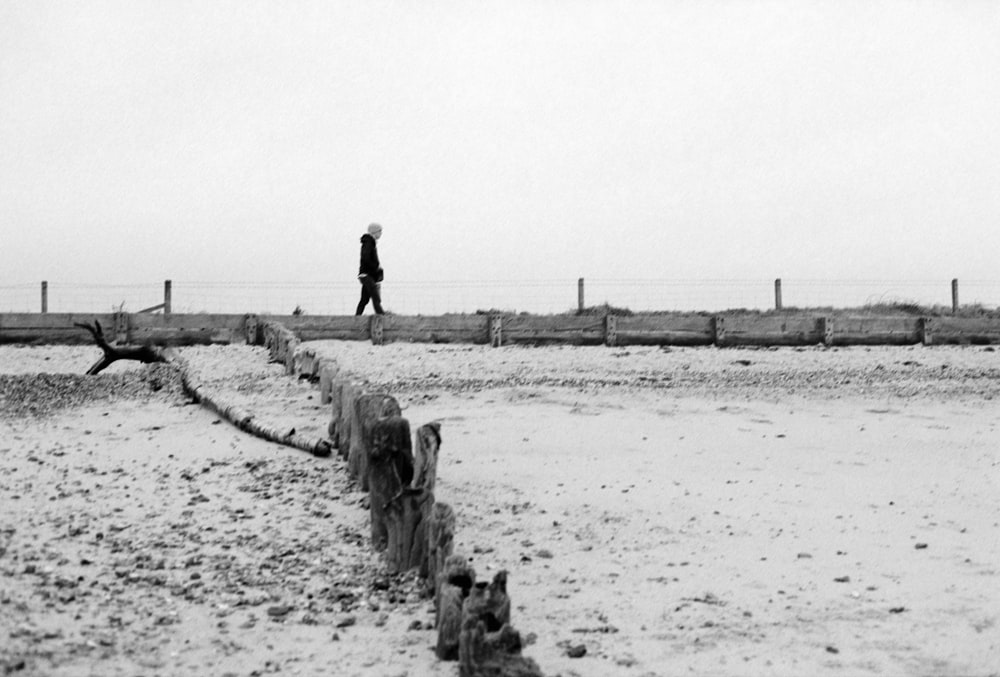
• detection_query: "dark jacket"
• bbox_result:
[358,234,382,281]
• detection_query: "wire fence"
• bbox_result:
[1,279,999,315]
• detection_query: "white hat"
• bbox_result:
[367,223,383,235]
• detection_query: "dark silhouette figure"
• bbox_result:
[356,222,384,315]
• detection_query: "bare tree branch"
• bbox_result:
[74,320,167,375]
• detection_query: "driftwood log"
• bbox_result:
[173,354,332,457]
[367,416,413,551]
[349,393,402,489]
[75,320,167,375]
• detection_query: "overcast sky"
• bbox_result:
[1,1,998,311]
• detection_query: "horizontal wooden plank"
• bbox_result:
[129,313,248,330]
[0,328,98,345]
[828,317,921,346]
[718,316,824,347]
[500,314,606,345]
[615,315,714,346]
[0,312,117,329]
[382,315,490,344]
[296,329,369,342]
[268,315,370,341]
[129,327,240,345]
[925,317,1000,345]
[616,315,714,332]
[0,313,118,345]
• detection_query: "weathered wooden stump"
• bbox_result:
[384,487,432,573]
[459,571,543,677]
[427,501,456,594]
[459,622,542,677]
[327,379,345,449]
[296,349,318,381]
[349,393,402,489]
[381,421,443,574]
[336,381,358,460]
[319,362,338,404]
[413,421,441,493]
[436,555,476,661]
[367,416,413,551]
[283,337,299,375]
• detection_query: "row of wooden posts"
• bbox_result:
[259,321,544,676]
[29,277,966,314]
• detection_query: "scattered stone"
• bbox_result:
[566,644,587,658]
[690,592,725,606]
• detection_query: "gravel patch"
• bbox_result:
[0,364,185,420]
[307,342,1000,401]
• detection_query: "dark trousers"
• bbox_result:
[355,276,384,315]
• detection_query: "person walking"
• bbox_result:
[356,222,385,315]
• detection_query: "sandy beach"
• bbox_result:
[2,342,999,676]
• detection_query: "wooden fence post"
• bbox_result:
[922,317,934,346]
[578,278,585,313]
[951,279,959,314]
[164,279,172,315]
[41,281,48,313]
[819,317,834,346]
[371,314,384,345]
[605,314,618,347]
[713,316,726,347]
[490,315,503,348]
[774,278,783,311]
